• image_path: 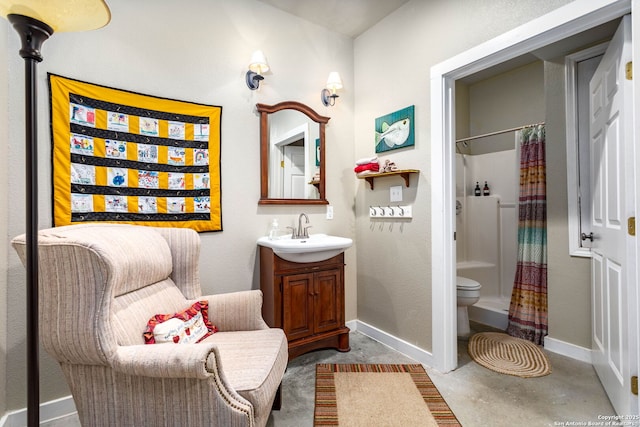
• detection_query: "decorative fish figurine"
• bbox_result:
[376,117,411,148]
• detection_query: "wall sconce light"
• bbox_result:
[0,1,110,425]
[321,71,343,106]
[246,50,269,90]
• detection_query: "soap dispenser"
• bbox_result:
[268,219,280,240]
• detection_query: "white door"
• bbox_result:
[283,145,305,199]
[589,14,635,415]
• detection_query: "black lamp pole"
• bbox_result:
[7,13,52,427]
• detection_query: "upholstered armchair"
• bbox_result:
[12,224,288,427]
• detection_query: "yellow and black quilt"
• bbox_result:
[49,74,222,232]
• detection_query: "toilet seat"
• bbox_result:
[456,276,481,290]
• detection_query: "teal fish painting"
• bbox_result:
[375,105,415,153]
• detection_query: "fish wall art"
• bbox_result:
[375,105,415,153]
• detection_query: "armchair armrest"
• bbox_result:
[112,344,254,420]
[112,343,221,379]
[201,290,269,332]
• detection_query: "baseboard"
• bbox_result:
[346,319,434,366]
[544,336,592,364]
[1,395,76,427]
[347,320,592,367]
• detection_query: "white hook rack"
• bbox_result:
[369,205,412,218]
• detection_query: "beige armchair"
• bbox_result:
[12,223,287,427]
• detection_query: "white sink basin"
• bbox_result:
[257,233,353,263]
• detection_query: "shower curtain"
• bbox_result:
[507,125,547,345]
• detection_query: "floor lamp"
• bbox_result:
[0,2,110,425]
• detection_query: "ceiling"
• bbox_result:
[257,0,410,38]
[258,1,619,83]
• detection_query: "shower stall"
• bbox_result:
[455,150,518,330]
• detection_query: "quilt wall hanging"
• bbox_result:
[49,73,222,232]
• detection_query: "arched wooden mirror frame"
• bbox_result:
[257,101,330,205]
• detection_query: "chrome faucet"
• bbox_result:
[294,213,311,239]
[286,213,312,239]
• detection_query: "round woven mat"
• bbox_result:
[468,332,551,378]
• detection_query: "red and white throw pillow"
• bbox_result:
[143,300,218,344]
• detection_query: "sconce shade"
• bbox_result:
[0,0,111,32]
[321,71,343,107]
[246,50,269,90]
[248,50,270,74]
[325,71,343,92]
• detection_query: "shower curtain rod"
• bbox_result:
[455,122,545,144]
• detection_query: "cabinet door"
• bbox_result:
[314,269,343,334]
[282,273,315,341]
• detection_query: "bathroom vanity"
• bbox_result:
[259,246,350,359]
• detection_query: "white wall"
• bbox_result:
[2,0,355,412]
[353,0,573,352]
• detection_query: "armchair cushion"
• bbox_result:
[144,300,218,344]
[205,328,288,425]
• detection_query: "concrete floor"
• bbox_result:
[269,329,614,426]
[43,328,614,427]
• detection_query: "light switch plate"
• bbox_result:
[390,186,403,202]
[326,205,334,220]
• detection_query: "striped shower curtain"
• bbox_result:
[507,125,547,345]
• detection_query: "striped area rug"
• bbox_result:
[314,364,460,426]
[468,332,552,378]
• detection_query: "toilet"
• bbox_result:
[456,276,482,336]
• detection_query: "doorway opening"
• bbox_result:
[429,0,633,375]
[454,61,545,333]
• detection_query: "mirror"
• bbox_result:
[257,101,330,205]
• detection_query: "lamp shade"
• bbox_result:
[0,0,110,32]
[248,50,269,74]
[326,72,343,91]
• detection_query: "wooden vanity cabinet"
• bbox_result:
[259,246,350,359]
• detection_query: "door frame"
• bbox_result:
[430,0,634,375]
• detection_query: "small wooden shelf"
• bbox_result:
[357,169,419,190]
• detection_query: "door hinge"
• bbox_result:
[629,217,636,236]
[632,376,638,395]
[454,231,456,241]
[280,160,285,168]
[626,62,633,80]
